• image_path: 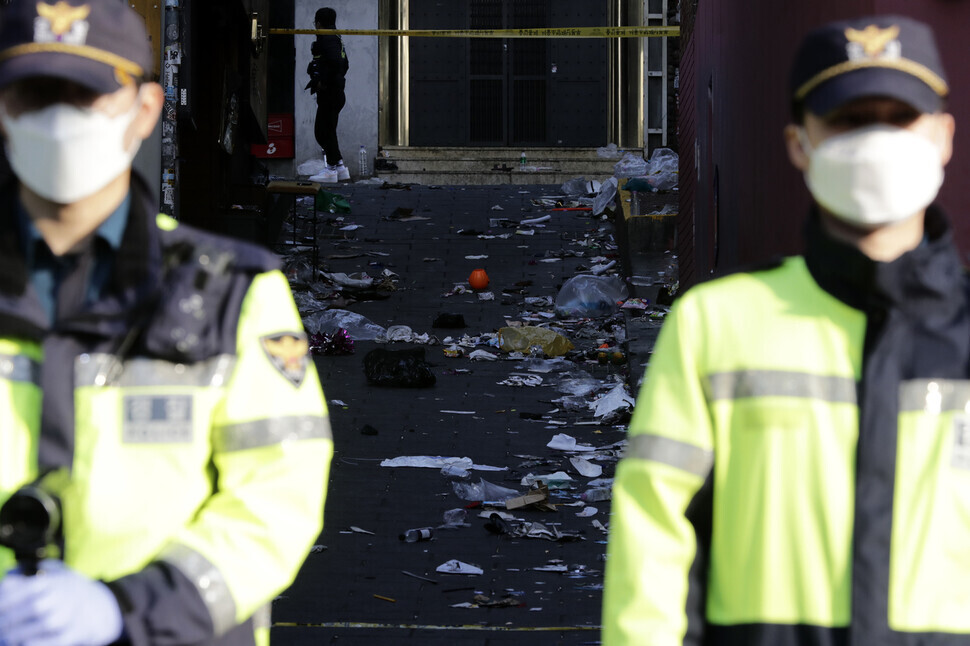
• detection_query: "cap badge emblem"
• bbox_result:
[35,1,91,46]
[845,24,901,61]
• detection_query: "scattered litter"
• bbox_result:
[452,478,521,502]
[468,350,498,361]
[477,291,495,301]
[521,471,573,489]
[373,594,396,603]
[436,560,484,575]
[440,409,476,415]
[443,345,465,358]
[303,309,386,341]
[484,514,584,542]
[440,508,470,529]
[547,433,597,452]
[498,326,574,357]
[520,215,551,226]
[620,298,651,310]
[380,456,506,471]
[490,205,504,211]
[555,274,629,318]
[581,486,612,502]
[576,506,599,517]
[570,456,604,478]
[310,545,327,553]
[350,526,375,535]
[465,255,489,260]
[497,373,543,387]
[592,383,636,418]
[322,272,374,289]
[505,484,557,511]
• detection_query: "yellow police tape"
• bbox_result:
[274,621,600,631]
[270,26,679,38]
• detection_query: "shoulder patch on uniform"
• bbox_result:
[261,332,310,387]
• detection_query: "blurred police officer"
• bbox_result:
[0,2,333,645]
[603,15,964,645]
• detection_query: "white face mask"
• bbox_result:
[0,92,143,204]
[799,124,944,228]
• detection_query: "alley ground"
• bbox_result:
[267,182,675,645]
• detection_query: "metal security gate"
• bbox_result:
[408,0,608,147]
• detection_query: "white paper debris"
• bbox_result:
[570,456,604,478]
[547,433,597,452]
[436,559,484,575]
[380,456,506,471]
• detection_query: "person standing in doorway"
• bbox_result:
[306,7,349,183]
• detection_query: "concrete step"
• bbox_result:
[373,146,630,186]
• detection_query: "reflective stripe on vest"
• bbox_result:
[900,379,970,413]
[626,433,714,477]
[0,353,40,385]
[159,542,237,636]
[75,354,236,388]
[214,416,332,453]
[706,369,857,403]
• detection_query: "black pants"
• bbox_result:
[314,88,346,165]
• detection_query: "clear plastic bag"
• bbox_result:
[555,274,629,318]
[592,176,618,215]
[613,152,649,178]
[596,143,621,159]
[302,309,386,340]
[560,177,589,196]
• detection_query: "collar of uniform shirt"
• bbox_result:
[17,193,131,265]
[17,193,131,322]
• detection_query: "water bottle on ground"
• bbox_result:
[400,527,434,542]
[519,151,527,169]
[359,145,369,178]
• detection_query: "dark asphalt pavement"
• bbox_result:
[269,182,670,645]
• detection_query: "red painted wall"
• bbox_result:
[678,1,970,286]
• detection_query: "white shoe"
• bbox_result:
[335,161,350,181]
[309,167,338,183]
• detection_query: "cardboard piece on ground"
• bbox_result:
[505,483,556,511]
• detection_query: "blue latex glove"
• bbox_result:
[0,560,123,646]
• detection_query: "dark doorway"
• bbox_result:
[408,0,608,147]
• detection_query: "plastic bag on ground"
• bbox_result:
[452,478,520,502]
[647,147,679,175]
[303,309,386,340]
[498,326,574,357]
[592,177,618,216]
[560,177,589,197]
[614,152,648,178]
[596,143,620,159]
[363,348,436,387]
[316,190,352,214]
[555,274,629,318]
[297,158,328,176]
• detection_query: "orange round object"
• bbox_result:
[468,268,490,290]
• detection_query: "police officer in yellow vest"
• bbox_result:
[603,15,964,646]
[0,2,333,645]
